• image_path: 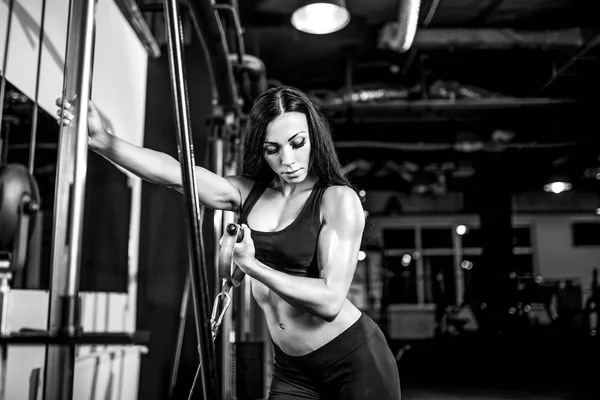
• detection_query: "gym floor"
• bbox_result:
[392,335,599,400]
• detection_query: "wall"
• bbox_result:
[524,215,600,297]
[363,190,600,300]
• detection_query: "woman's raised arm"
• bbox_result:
[56,98,244,212]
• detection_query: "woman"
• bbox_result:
[57,85,401,399]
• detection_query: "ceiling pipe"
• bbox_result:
[378,0,421,53]
[227,54,268,106]
[185,0,239,111]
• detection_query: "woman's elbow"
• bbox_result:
[319,297,345,322]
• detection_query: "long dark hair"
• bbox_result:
[241,85,350,187]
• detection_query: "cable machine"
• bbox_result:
[0,1,149,399]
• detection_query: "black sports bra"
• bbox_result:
[238,182,329,277]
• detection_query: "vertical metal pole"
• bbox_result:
[212,123,233,400]
[0,0,15,153]
[28,0,46,175]
[43,0,96,399]
[168,273,190,399]
[29,0,48,174]
[212,125,224,294]
[163,1,219,399]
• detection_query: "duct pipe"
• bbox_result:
[186,0,239,111]
[227,53,268,104]
[379,0,421,53]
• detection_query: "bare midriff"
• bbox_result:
[251,278,362,356]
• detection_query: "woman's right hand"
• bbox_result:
[55,97,108,149]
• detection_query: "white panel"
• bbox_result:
[92,0,148,350]
[78,292,97,358]
[119,349,142,400]
[107,293,128,332]
[37,0,69,115]
[5,0,43,100]
[92,0,148,147]
[73,352,112,400]
[73,346,144,400]
[5,290,49,400]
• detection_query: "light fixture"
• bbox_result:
[291,0,351,35]
[543,172,572,194]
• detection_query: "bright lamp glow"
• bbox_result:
[543,181,572,194]
[291,2,350,35]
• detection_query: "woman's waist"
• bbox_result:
[264,300,362,356]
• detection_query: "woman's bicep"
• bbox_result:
[172,166,245,211]
[317,187,365,293]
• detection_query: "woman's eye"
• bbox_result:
[264,147,278,155]
[292,140,306,149]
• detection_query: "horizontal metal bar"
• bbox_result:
[0,331,150,345]
[75,344,149,363]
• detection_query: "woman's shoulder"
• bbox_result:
[321,185,362,211]
[320,185,364,227]
[321,184,358,198]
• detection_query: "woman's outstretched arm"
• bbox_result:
[234,185,365,322]
[56,98,244,212]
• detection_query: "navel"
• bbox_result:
[278,322,285,330]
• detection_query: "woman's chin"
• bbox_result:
[281,172,305,183]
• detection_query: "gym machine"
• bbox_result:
[0,1,149,399]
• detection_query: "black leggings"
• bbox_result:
[268,313,401,400]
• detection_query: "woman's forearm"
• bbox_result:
[92,131,183,189]
[245,258,342,322]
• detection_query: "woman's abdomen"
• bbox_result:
[251,278,361,356]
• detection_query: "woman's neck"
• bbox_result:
[273,174,318,196]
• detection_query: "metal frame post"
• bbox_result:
[43,0,97,399]
[163,0,219,399]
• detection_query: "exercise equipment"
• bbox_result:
[0,2,150,399]
[0,164,40,269]
[0,164,40,400]
[211,223,245,341]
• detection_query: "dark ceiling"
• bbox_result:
[238,0,599,96]
[236,0,600,194]
[141,0,600,195]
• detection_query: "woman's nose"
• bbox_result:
[281,146,295,166]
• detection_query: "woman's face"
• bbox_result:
[263,112,311,184]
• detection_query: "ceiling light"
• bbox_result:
[543,173,572,194]
[291,0,350,35]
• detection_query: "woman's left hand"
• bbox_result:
[233,224,255,273]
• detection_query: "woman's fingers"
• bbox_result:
[55,97,71,109]
[240,224,252,241]
[56,108,74,120]
[55,97,73,125]
[55,108,75,125]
